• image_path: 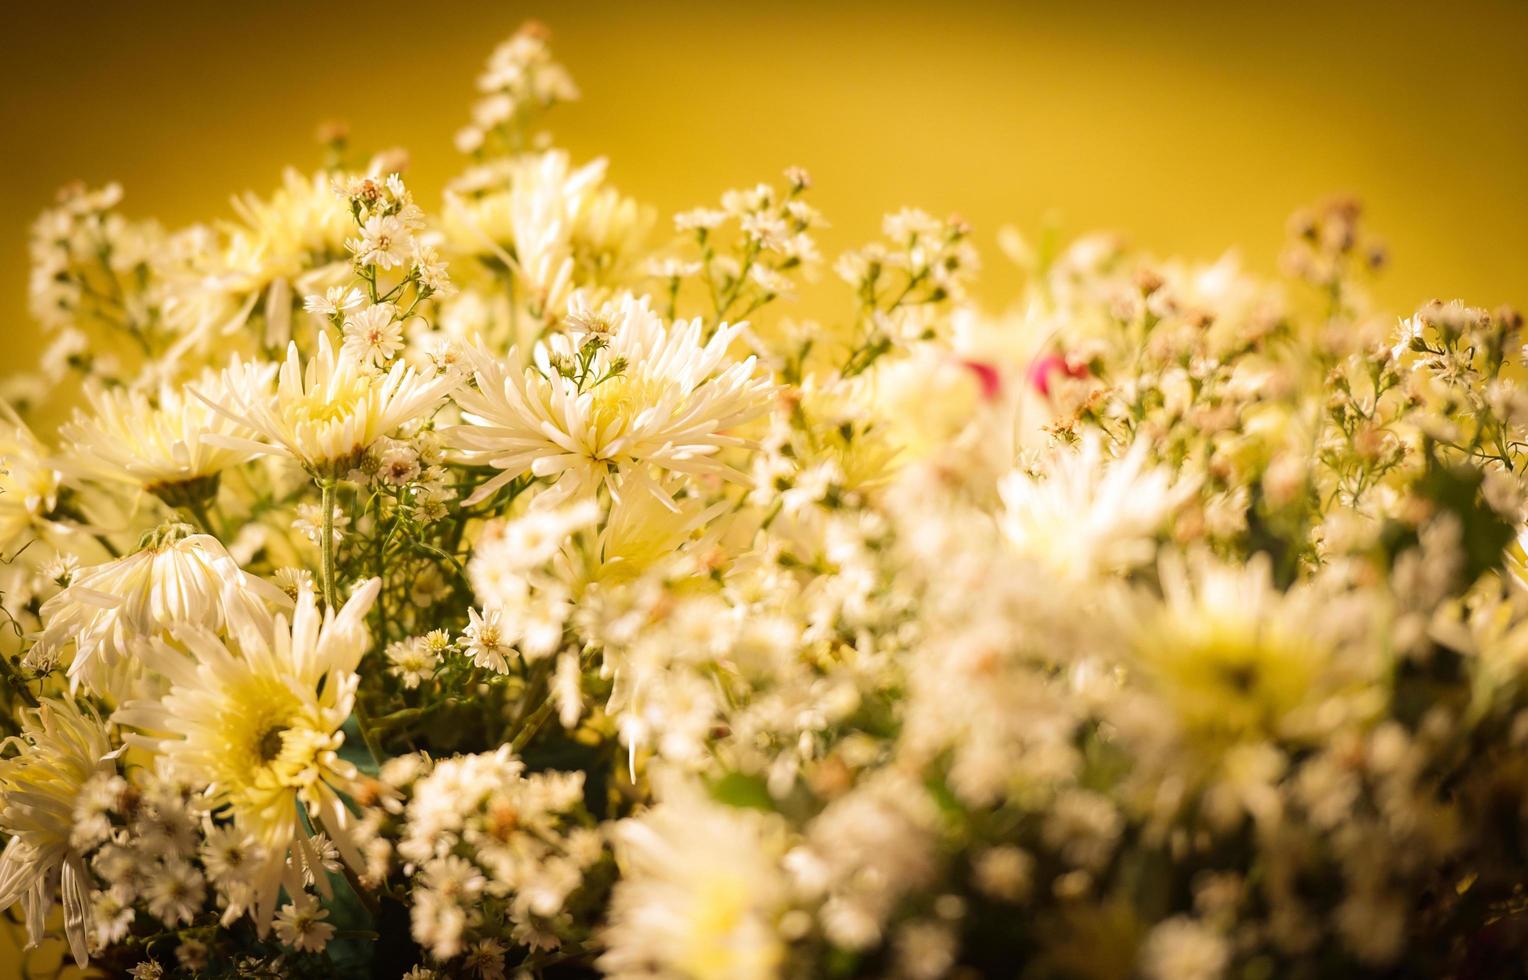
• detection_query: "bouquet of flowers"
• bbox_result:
[2,21,1526,980]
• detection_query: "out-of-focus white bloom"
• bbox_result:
[1000,436,1190,581]
[1130,552,1370,753]
[0,406,61,551]
[601,781,788,980]
[0,699,118,967]
[1140,917,1230,980]
[57,365,275,495]
[395,747,596,961]
[113,579,381,935]
[32,530,291,700]
[201,331,458,476]
[442,151,651,322]
[447,293,772,508]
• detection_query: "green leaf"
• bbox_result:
[707,771,775,812]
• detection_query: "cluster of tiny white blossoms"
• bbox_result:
[3,21,1528,980]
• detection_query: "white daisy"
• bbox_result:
[32,529,292,701]
[0,699,119,967]
[274,897,336,952]
[349,213,415,270]
[113,579,382,935]
[600,779,787,980]
[999,435,1191,582]
[461,606,513,674]
[199,330,458,477]
[446,293,772,508]
[57,365,275,500]
[341,303,404,368]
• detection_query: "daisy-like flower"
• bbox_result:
[114,578,382,935]
[1129,552,1372,754]
[274,897,336,952]
[350,213,416,270]
[387,636,439,689]
[0,698,119,967]
[293,501,350,544]
[303,285,365,318]
[341,303,404,368]
[999,436,1192,582]
[32,528,292,701]
[446,293,773,508]
[600,779,788,980]
[57,365,276,505]
[200,330,458,477]
[461,606,513,673]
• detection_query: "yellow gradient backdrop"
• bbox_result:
[1,0,1526,970]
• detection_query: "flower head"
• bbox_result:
[0,699,118,967]
[201,331,457,476]
[33,529,291,701]
[446,293,772,509]
[58,366,275,498]
[114,579,383,934]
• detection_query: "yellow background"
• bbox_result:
[1,0,1526,971]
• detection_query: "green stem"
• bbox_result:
[509,695,557,753]
[0,655,39,709]
[353,698,384,767]
[319,479,338,610]
[184,496,218,538]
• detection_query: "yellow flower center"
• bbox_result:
[288,374,373,429]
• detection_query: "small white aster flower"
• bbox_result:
[294,501,350,544]
[350,213,415,270]
[274,897,336,953]
[461,607,513,674]
[341,303,404,368]
[303,286,365,318]
[387,636,438,689]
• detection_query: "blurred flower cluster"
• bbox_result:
[3,21,1527,980]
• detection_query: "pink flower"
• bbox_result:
[961,360,1003,401]
[1024,353,1088,397]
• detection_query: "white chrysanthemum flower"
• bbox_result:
[0,699,118,967]
[201,330,458,476]
[442,151,650,319]
[1130,552,1372,754]
[32,529,291,701]
[999,436,1191,581]
[57,365,276,498]
[600,779,788,980]
[0,405,61,552]
[447,294,772,508]
[114,578,381,935]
